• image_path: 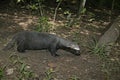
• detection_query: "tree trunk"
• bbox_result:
[98,15,120,54]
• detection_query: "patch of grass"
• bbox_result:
[43,68,54,80]
[35,16,52,32]
[72,32,81,43]
[18,63,34,80]
[69,75,80,80]
[102,56,120,80]
[87,37,120,80]
[0,65,6,80]
[87,37,107,58]
[9,53,35,80]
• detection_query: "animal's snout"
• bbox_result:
[74,50,80,56]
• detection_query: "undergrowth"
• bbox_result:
[69,75,80,80]
[87,37,106,58]
[43,68,54,80]
[9,53,35,80]
[0,65,6,80]
[87,37,120,80]
[35,16,52,32]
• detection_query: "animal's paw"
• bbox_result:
[52,54,59,57]
[75,54,80,56]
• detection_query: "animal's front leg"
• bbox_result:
[49,48,59,57]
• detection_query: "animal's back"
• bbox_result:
[16,31,59,50]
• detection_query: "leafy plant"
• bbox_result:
[0,65,6,80]
[69,75,80,80]
[18,63,34,80]
[87,37,107,58]
[44,68,54,80]
[80,8,86,14]
[64,12,73,28]
[101,45,120,80]
[17,0,44,15]
[9,53,34,80]
[87,37,120,80]
[72,32,80,43]
[35,16,51,32]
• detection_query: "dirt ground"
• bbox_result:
[0,7,119,80]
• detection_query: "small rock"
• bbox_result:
[26,66,30,69]
[48,63,57,68]
[6,68,14,75]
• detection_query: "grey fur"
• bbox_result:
[3,31,80,56]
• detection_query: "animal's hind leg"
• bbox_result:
[17,42,25,53]
[17,46,25,52]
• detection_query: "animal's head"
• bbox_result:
[66,42,80,56]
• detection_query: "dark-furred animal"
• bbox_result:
[3,31,80,56]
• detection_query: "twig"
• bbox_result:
[53,0,62,22]
[109,0,115,21]
[38,0,43,16]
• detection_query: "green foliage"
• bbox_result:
[87,11,95,19]
[69,75,80,80]
[18,63,34,80]
[100,44,120,80]
[72,32,80,43]
[87,37,106,58]
[64,11,74,28]
[87,37,120,80]
[80,8,86,14]
[9,53,34,80]
[101,55,120,80]
[56,0,62,2]
[35,16,51,32]
[0,65,6,80]
[17,0,24,3]
[26,0,44,10]
[27,4,38,10]
[64,10,70,15]
[44,68,54,80]
[16,0,44,15]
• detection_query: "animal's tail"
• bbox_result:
[2,36,16,50]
